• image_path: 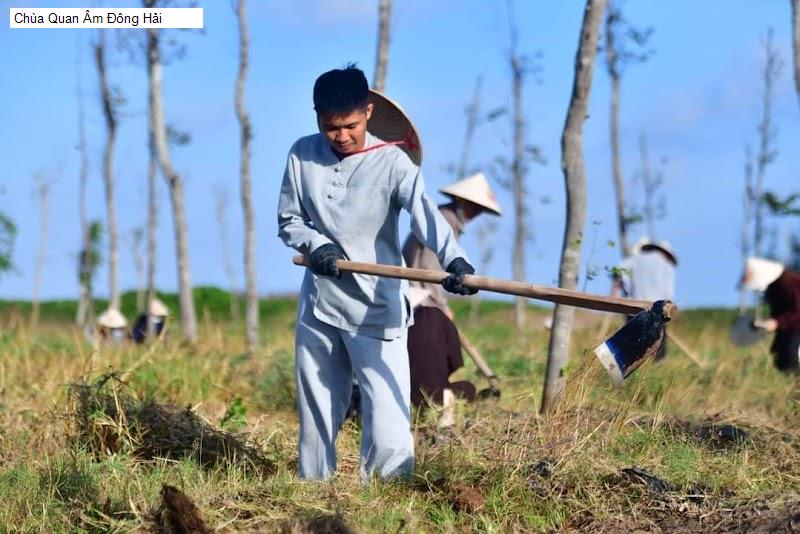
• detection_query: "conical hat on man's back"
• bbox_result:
[367,90,423,166]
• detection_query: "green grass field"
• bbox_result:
[0,294,798,532]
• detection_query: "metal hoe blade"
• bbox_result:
[593,300,672,386]
[730,315,766,347]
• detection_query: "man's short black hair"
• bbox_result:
[313,63,369,116]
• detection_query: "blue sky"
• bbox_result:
[1,0,798,308]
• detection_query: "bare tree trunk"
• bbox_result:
[372,0,393,93]
[792,0,800,107]
[542,0,607,414]
[754,29,781,258]
[638,132,655,239]
[76,40,92,327]
[508,3,527,330]
[131,228,145,311]
[458,76,482,179]
[740,144,754,312]
[235,0,259,351]
[214,188,240,322]
[147,27,197,342]
[605,4,631,257]
[32,175,51,329]
[145,138,158,337]
[95,32,120,311]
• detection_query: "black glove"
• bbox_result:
[309,243,345,278]
[442,257,478,295]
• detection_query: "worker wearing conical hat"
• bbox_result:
[402,171,501,316]
[130,298,170,344]
[741,257,800,371]
[401,172,500,412]
[277,64,477,481]
[612,237,678,360]
[96,307,128,345]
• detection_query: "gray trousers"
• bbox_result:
[295,310,414,480]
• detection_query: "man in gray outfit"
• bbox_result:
[277,65,476,480]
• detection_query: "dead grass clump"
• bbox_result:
[68,374,275,477]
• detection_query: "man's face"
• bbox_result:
[317,103,373,156]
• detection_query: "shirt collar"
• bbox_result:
[318,132,380,168]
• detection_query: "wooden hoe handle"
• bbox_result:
[292,255,678,319]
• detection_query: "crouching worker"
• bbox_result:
[131,298,169,344]
[277,65,476,480]
[95,307,128,346]
[407,288,476,427]
[741,257,800,372]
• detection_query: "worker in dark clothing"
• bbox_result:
[130,298,169,344]
[742,257,800,372]
[402,173,500,417]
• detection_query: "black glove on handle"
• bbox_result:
[442,257,478,295]
[309,243,346,278]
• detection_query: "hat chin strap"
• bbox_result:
[355,130,418,157]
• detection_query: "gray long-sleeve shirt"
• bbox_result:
[278,132,467,340]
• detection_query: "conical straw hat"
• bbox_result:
[743,256,784,291]
[367,90,423,166]
[148,298,169,317]
[97,307,128,329]
[439,172,502,215]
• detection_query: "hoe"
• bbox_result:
[294,256,677,387]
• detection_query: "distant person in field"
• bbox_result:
[402,172,502,411]
[741,257,800,372]
[131,298,169,344]
[95,307,128,346]
[276,64,476,480]
[611,238,678,360]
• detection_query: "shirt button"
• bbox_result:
[327,194,333,199]
[334,167,341,172]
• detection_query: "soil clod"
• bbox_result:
[450,482,485,513]
[287,513,355,534]
[619,466,673,494]
[155,484,212,534]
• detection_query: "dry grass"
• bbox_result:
[0,301,798,532]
